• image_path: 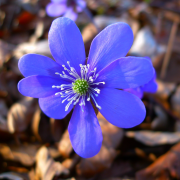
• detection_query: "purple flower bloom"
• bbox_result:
[46,0,86,21]
[18,17,154,158]
[125,64,158,99]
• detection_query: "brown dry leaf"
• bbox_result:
[31,108,42,142]
[82,23,97,44]
[82,23,97,56]
[27,169,36,180]
[7,97,37,133]
[29,21,44,43]
[58,129,73,158]
[62,155,80,171]
[0,115,9,132]
[0,172,24,180]
[86,0,125,11]
[0,100,11,138]
[13,40,51,60]
[0,40,15,67]
[136,143,180,180]
[0,99,8,117]
[171,85,180,117]
[126,131,180,146]
[35,146,69,180]
[31,108,52,142]
[0,70,22,100]
[77,146,117,177]
[47,146,61,159]
[151,106,168,131]
[32,109,67,143]
[156,80,176,100]
[0,143,40,166]
[95,161,133,180]
[50,118,66,142]
[76,112,124,177]
[98,113,124,149]
[0,115,12,140]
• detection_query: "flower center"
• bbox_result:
[52,61,105,111]
[72,79,89,95]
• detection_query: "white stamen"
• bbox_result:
[90,82,105,85]
[90,93,101,109]
[87,93,90,101]
[52,62,105,111]
[74,95,81,105]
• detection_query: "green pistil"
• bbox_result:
[72,79,89,95]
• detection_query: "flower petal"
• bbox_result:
[76,0,86,12]
[87,22,133,73]
[95,88,146,128]
[39,94,73,119]
[141,75,158,93]
[96,56,154,89]
[18,75,68,98]
[51,0,66,3]
[63,8,78,21]
[46,2,67,17]
[49,17,86,72]
[124,87,144,99]
[68,101,102,158]
[18,54,64,78]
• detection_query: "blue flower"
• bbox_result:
[46,0,86,21]
[18,17,154,158]
[125,62,158,99]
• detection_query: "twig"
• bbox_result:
[160,20,179,78]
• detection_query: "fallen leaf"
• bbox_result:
[126,131,180,146]
[62,155,80,170]
[35,146,69,180]
[95,161,133,180]
[50,118,66,142]
[156,80,176,100]
[0,70,22,100]
[0,99,8,117]
[136,143,180,180]
[31,108,52,142]
[151,106,168,130]
[58,129,73,158]
[76,146,117,177]
[0,115,9,132]
[0,172,23,180]
[0,40,15,67]
[16,11,36,25]
[171,85,180,117]
[13,40,51,60]
[0,143,40,166]
[0,115,12,140]
[7,97,37,133]
[82,23,97,44]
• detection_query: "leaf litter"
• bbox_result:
[1,0,180,179]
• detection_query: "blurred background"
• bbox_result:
[1,0,180,179]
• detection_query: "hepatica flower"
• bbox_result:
[125,67,158,99]
[18,17,154,158]
[46,0,86,21]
